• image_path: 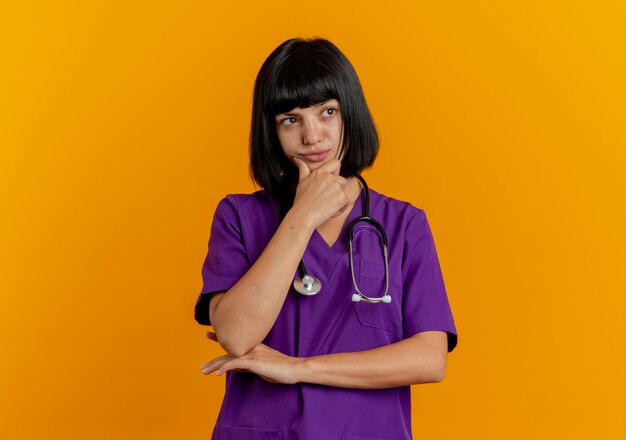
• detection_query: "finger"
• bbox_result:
[200,354,231,369]
[206,331,218,342]
[316,158,341,175]
[293,156,310,182]
[329,174,347,187]
[200,354,231,371]
[200,354,232,374]
[216,358,250,376]
[331,204,348,218]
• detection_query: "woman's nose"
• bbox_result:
[302,119,322,145]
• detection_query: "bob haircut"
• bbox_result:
[250,37,379,198]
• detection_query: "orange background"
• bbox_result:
[2,1,625,438]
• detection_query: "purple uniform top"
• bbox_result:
[195,188,458,440]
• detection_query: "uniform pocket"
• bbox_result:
[353,259,402,331]
[212,422,283,440]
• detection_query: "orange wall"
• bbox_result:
[1,1,625,438]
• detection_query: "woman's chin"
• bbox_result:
[306,157,338,172]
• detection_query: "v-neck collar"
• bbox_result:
[310,186,365,255]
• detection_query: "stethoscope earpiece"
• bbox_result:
[351,294,392,303]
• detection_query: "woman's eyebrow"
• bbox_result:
[276,101,337,118]
[314,100,341,109]
[312,100,333,108]
[276,110,301,117]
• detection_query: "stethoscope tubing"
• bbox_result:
[281,173,392,304]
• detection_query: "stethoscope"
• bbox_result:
[279,174,392,304]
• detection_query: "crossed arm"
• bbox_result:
[201,329,448,389]
[200,159,449,389]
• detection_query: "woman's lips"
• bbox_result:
[301,150,330,162]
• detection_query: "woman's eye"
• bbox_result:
[280,117,298,126]
[322,108,337,117]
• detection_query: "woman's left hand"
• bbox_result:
[201,331,304,385]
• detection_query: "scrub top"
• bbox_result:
[195,188,458,440]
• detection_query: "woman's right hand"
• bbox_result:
[291,157,348,230]
[206,157,350,357]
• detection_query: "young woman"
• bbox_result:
[195,37,458,439]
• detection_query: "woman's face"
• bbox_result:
[274,99,343,173]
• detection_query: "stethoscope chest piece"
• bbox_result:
[293,274,322,296]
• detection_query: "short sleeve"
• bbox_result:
[194,196,251,326]
[402,210,458,352]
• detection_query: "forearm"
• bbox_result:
[298,331,448,389]
[211,208,314,356]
